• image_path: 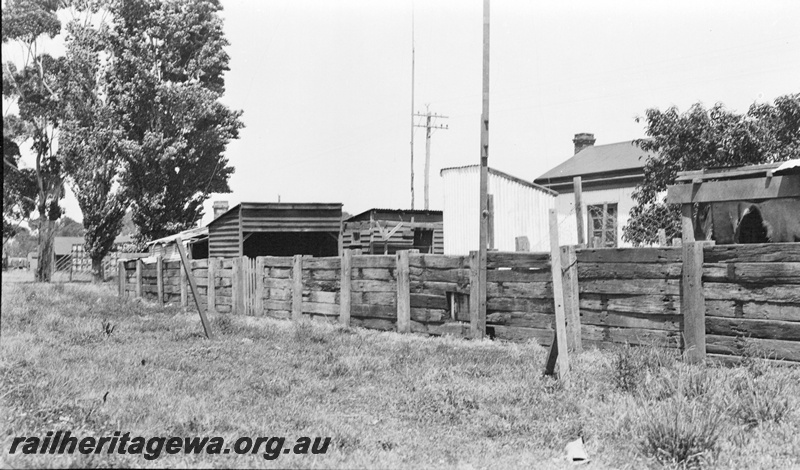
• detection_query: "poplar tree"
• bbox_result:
[109,0,243,244]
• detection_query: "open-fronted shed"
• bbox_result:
[208,202,343,258]
[667,160,800,244]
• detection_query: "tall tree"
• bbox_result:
[623,94,800,246]
[2,0,66,281]
[59,7,128,281]
[109,0,242,244]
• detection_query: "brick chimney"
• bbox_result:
[573,133,596,155]
[212,201,229,219]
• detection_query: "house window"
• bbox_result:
[587,203,618,247]
[352,231,361,243]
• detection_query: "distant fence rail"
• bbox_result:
[120,242,800,363]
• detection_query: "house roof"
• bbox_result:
[535,140,656,184]
[440,165,558,196]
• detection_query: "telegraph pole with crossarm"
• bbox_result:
[414,105,449,210]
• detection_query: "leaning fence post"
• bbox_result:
[546,208,570,380]
[396,250,411,333]
[292,255,303,321]
[682,241,706,363]
[156,254,164,307]
[135,258,143,298]
[174,236,214,340]
[339,250,352,326]
[561,245,582,353]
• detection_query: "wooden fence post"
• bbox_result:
[561,245,582,353]
[340,250,352,326]
[118,260,125,297]
[180,261,188,307]
[292,255,303,321]
[681,203,695,244]
[573,176,585,246]
[658,229,667,247]
[208,258,217,314]
[135,259,143,298]
[546,208,570,380]
[156,254,164,307]
[232,257,243,315]
[469,250,482,339]
[682,241,706,363]
[255,257,265,316]
[396,250,411,333]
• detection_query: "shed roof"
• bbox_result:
[146,225,208,247]
[346,208,443,222]
[667,160,800,204]
[440,165,558,196]
[208,202,343,234]
[209,202,343,224]
[535,140,655,183]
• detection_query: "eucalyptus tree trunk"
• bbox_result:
[36,217,56,282]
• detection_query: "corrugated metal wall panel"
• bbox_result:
[441,166,556,255]
[209,211,240,258]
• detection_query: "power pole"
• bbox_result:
[476,0,490,339]
[414,105,449,210]
[409,4,416,209]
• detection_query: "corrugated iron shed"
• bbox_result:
[342,208,444,254]
[207,202,343,258]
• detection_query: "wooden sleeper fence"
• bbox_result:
[119,242,800,363]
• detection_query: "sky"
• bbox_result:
[8,0,800,226]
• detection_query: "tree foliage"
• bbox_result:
[108,0,243,244]
[3,116,37,241]
[623,94,800,246]
[59,8,129,281]
[2,0,66,281]
[3,0,242,279]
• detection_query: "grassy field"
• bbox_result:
[2,272,799,469]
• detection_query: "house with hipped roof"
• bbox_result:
[534,133,656,248]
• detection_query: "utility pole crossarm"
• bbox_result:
[413,107,449,210]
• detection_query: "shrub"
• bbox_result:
[639,396,723,468]
[731,373,791,428]
[612,344,644,392]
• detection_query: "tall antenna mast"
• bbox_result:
[410,3,416,209]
